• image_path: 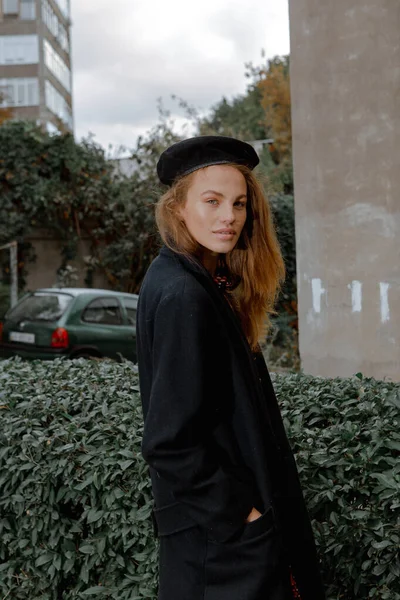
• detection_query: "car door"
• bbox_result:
[79,296,136,361]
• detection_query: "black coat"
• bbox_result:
[136,246,325,600]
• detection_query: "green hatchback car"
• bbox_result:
[0,288,138,362]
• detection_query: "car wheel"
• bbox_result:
[71,351,101,360]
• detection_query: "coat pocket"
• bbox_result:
[204,505,288,600]
[240,503,276,541]
[207,503,275,546]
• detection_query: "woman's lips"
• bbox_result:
[213,231,236,240]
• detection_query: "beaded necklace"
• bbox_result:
[212,255,241,292]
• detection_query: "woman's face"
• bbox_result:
[180,165,248,257]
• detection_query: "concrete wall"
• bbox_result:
[24,230,109,291]
[289,0,400,381]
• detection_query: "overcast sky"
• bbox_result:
[71,0,290,154]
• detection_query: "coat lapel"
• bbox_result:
[159,246,249,349]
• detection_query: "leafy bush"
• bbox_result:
[0,358,399,598]
[278,372,400,600]
[0,358,157,599]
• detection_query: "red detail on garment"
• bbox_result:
[289,566,302,599]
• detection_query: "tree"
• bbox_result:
[0,106,13,125]
[197,88,270,141]
[186,56,293,196]
[238,55,294,197]
[0,117,180,294]
[257,55,291,163]
[176,61,271,142]
[0,91,14,125]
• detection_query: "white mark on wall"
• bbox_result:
[348,280,362,312]
[306,279,396,326]
[379,282,390,323]
[311,278,326,313]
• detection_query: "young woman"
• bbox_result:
[136,136,325,600]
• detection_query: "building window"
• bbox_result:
[3,0,19,14]
[0,83,14,105]
[42,0,58,38]
[57,23,68,52]
[0,77,39,107]
[45,79,72,129]
[42,1,70,53]
[0,35,39,65]
[20,0,36,19]
[44,40,71,93]
[53,0,69,19]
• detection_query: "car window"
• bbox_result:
[123,297,137,326]
[6,292,73,322]
[82,297,123,325]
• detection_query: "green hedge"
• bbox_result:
[277,373,400,599]
[0,358,399,599]
[0,358,157,599]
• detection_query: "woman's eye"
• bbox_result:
[235,201,247,209]
[207,199,218,205]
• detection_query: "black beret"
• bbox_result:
[157,135,260,186]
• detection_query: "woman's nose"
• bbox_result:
[219,205,235,223]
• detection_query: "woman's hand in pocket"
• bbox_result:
[245,507,262,523]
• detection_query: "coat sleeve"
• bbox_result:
[141,283,255,543]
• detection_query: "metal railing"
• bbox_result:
[0,240,18,308]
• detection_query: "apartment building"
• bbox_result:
[0,0,73,133]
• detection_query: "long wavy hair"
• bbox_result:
[155,163,285,350]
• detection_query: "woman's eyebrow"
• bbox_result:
[201,190,247,200]
[201,189,224,197]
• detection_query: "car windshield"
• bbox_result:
[6,293,73,322]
